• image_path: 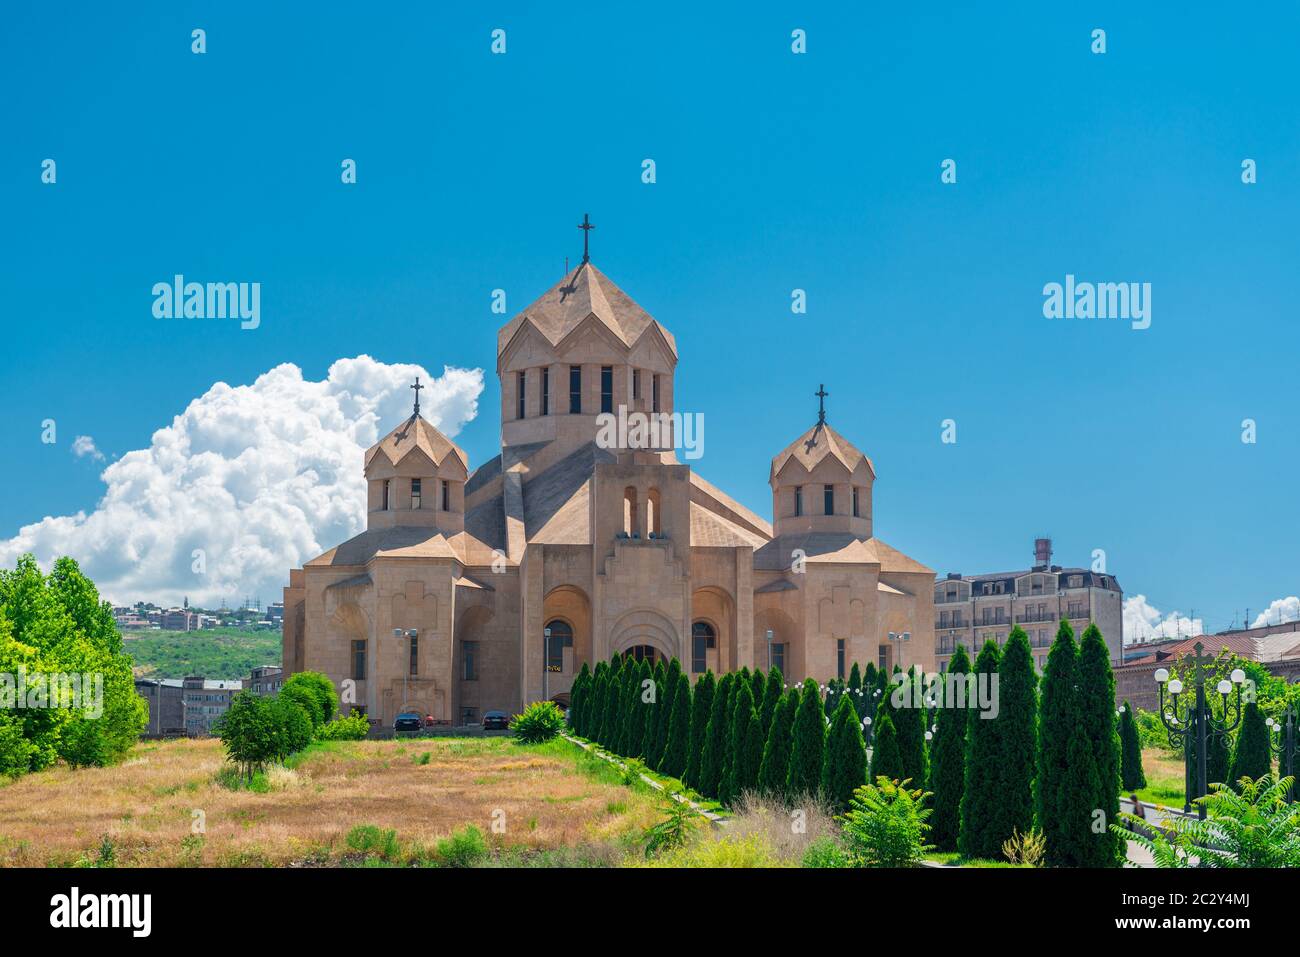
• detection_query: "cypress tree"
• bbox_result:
[1118,701,1146,791]
[604,657,628,749]
[759,689,798,799]
[659,671,692,778]
[586,662,608,737]
[893,666,928,787]
[740,702,765,801]
[787,678,825,799]
[1039,620,1083,867]
[1059,720,1102,866]
[821,691,867,812]
[568,664,587,734]
[698,672,733,798]
[647,657,681,769]
[759,667,783,736]
[824,677,845,718]
[720,678,757,806]
[959,639,1003,860]
[1228,701,1271,788]
[929,644,971,851]
[614,659,638,755]
[683,671,715,790]
[994,627,1038,847]
[869,709,904,783]
[848,661,862,698]
[1077,623,1122,867]
[591,668,611,745]
[622,659,651,758]
[750,668,766,711]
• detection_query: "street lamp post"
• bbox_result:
[543,626,552,704]
[1266,703,1299,802]
[765,628,774,672]
[1154,641,1245,820]
[392,627,418,723]
[887,631,911,673]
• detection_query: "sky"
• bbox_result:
[1,2,1296,640]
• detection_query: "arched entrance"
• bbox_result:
[609,608,680,665]
[625,644,660,665]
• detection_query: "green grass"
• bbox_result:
[1124,747,1187,808]
[924,851,1025,868]
[125,626,281,679]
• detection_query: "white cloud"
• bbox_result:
[1252,597,1300,629]
[0,356,483,608]
[71,435,105,461]
[1124,594,1203,644]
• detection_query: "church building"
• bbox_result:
[282,232,936,726]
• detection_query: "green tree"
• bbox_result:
[683,671,715,789]
[759,689,798,798]
[869,709,904,783]
[648,657,681,767]
[215,691,279,779]
[697,672,733,798]
[280,671,338,731]
[759,667,783,736]
[270,693,313,759]
[929,644,970,851]
[1228,701,1272,788]
[570,662,591,731]
[587,668,609,742]
[750,668,766,713]
[821,691,867,811]
[893,666,928,787]
[659,671,692,778]
[787,678,826,799]
[1038,620,1082,866]
[720,678,757,806]
[598,658,622,748]
[959,639,1003,860]
[1077,623,1122,867]
[994,627,1038,846]
[1119,701,1146,791]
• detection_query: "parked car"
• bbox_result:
[394,711,423,733]
[482,710,510,731]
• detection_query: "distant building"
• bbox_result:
[933,538,1124,672]
[1116,620,1300,711]
[135,678,185,735]
[160,609,198,631]
[182,677,243,735]
[246,665,284,695]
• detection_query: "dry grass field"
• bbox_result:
[0,736,663,867]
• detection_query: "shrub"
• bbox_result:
[1001,828,1046,867]
[868,707,904,783]
[658,671,691,778]
[683,671,715,790]
[1228,701,1271,789]
[215,691,280,779]
[280,672,338,730]
[840,777,934,868]
[758,689,798,799]
[640,832,784,868]
[821,691,867,812]
[270,694,313,760]
[435,825,489,868]
[318,713,370,741]
[345,824,400,861]
[642,789,699,858]
[511,701,565,744]
[802,836,851,868]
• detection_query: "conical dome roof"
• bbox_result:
[769,422,874,483]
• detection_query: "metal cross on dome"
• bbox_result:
[816,384,829,425]
[410,376,424,416]
[578,213,594,264]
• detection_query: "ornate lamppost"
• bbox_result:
[1154,642,1245,819]
[1266,703,1299,801]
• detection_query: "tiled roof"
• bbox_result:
[496,262,677,357]
[690,502,768,548]
[365,414,467,471]
[306,526,460,566]
[770,422,874,481]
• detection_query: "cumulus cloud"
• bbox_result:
[1124,594,1203,643]
[1253,597,1300,629]
[0,356,483,607]
[71,435,105,461]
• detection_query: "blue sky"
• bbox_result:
[2,2,1297,635]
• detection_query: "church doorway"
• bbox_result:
[626,644,659,665]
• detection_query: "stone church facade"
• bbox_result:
[282,256,935,726]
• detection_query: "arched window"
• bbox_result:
[623,487,638,536]
[691,621,716,673]
[544,620,573,673]
[647,487,661,537]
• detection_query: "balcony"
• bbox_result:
[1016,612,1057,624]
[935,620,969,630]
[1067,609,1091,620]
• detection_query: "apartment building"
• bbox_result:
[933,538,1124,672]
[181,677,244,735]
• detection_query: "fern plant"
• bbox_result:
[642,789,699,858]
[1112,774,1300,868]
[510,701,565,743]
[840,776,934,867]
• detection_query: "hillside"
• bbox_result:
[125,626,282,680]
